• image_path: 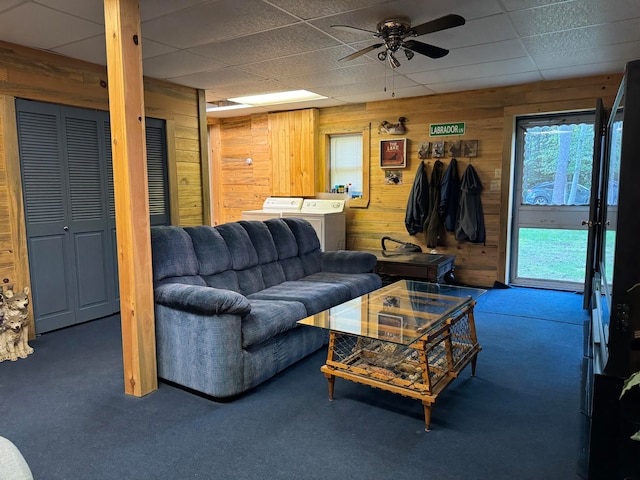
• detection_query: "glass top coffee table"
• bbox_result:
[298,280,486,430]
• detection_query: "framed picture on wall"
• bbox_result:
[380,138,407,168]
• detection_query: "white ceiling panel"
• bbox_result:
[397,39,528,75]
[266,0,391,20]
[428,71,544,93]
[508,0,640,37]
[188,23,340,66]
[143,51,225,79]
[408,56,538,85]
[0,0,637,118]
[533,41,640,70]
[141,0,299,48]
[36,0,104,23]
[167,66,267,90]
[53,34,106,65]
[540,60,628,80]
[521,17,640,55]
[0,3,102,49]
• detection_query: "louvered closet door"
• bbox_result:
[17,100,118,332]
[62,107,117,323]
[17,101,77,332]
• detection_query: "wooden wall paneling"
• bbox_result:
[0,94,34,336]
[208,121,222,225]
[269,109,317,196]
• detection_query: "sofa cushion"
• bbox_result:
[184,226,232,275]
[150,226,201,285]
[241,299,307,348]
[240,221,286,288]
[216,222,259,270]
[247,280,351,315]
[301,272,382,298]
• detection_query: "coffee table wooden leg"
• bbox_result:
[423,402,432,432]
[471,355,478,376]
[326,373,335,401]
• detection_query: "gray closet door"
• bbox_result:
[17,100,117,332]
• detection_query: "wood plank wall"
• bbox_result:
[0,41,203,292]
[209,73,622,287]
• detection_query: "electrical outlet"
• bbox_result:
[490,180,500,191]
[495,168,502,178]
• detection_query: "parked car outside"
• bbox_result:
[523,181,591,205]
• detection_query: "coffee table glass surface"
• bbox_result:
[298,279,485,346]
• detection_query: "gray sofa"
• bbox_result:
[150,217,381,398]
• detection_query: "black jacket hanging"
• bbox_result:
[439,158,460,232]
[405,161,429,235]
[455,163,485,244]
[424,160,446,248]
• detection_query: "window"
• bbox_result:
[330,134,362,195]
[320,125,370,208]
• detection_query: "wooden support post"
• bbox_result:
[103,0,157,396]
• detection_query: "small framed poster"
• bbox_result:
[380,138,407,168]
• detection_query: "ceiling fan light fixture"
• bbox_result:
[404,49,414,60]
[388,52,401,69]
[377,50,387,61]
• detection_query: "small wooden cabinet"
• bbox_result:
[268,109,318,196]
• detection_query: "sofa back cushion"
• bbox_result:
[239,221,286,288]
[282,218,322,276]
[185,226,240,292]
[150,226,205,287]
[216,222,265,295]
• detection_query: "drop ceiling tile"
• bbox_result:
[238,46,372,78]
[0,3,103,49]
[53,34,106,65]
[522,18,640,55]
[334,84,435,103]
[540,60,627,80]
[408,56,537,84]
[188,23,339,65]
[312,74,420,97]
[426,13,519,49]
[167,66,267,90]
[281,62,389,89]
[139,0,213,22]
[141,39,179,59]
[36,0,104,24]
[143,51,225,79]
[398,39,528,75]
[266,0,392,20]
[0,1,24,14]
[208,79,299,99]
[427,71,543,93]
[311,0,503,43]
[500,0,572,11]
[533,41,640,70]
[509,0,640,37]
[141,0,298,49]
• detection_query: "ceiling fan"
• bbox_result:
[331,13,465,69]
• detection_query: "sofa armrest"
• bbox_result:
[154,284,251,316]
[320,251,377,274]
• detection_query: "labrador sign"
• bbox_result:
[429,122,465,136]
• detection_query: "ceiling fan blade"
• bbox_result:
[403,40,449,59]
[339,43,384,62]
[409,14,465,37]
[331,24,378,35]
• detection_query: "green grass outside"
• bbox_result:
[517,228,615,284]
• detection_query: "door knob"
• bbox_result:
[63,226,69,231]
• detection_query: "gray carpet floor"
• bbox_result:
[0,286,589,479]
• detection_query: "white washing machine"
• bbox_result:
[241,197,304,221]
[283,199,346,251]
